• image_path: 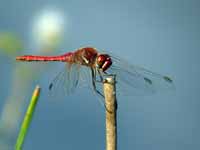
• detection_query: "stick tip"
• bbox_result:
[104,75,116,84]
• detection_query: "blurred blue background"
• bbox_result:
[0,0,200,149]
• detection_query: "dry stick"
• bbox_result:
[103,76,117,150]
[15,85,41,150]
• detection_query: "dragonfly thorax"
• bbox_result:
[96,54,112,72]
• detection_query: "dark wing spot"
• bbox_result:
[49,83,53,90]
[144,77,152,85]
[163,76,173,83]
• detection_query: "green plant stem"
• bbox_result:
[15,85,41,150]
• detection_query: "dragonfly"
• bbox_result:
[16,47,174,104]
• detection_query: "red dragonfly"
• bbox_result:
[16,47,174,99]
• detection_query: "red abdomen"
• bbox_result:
[16,52,74,62]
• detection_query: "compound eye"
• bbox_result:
[97,54,106,67]
[102,59,112,72]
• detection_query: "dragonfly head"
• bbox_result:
[96,54,112,72]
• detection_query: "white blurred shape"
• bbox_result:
[32,8,66,49]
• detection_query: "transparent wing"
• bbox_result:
[48,63,93,97]
[106,55,175,96]
[48,63,81,96]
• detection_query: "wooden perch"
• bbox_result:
[103,76,117,150]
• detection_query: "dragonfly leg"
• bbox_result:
[91,68,104,98]
[94,69,110,83]
[103,71,116,78]
[94,69,116,83]
[97,69,104,82]
[91,68,113,113]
